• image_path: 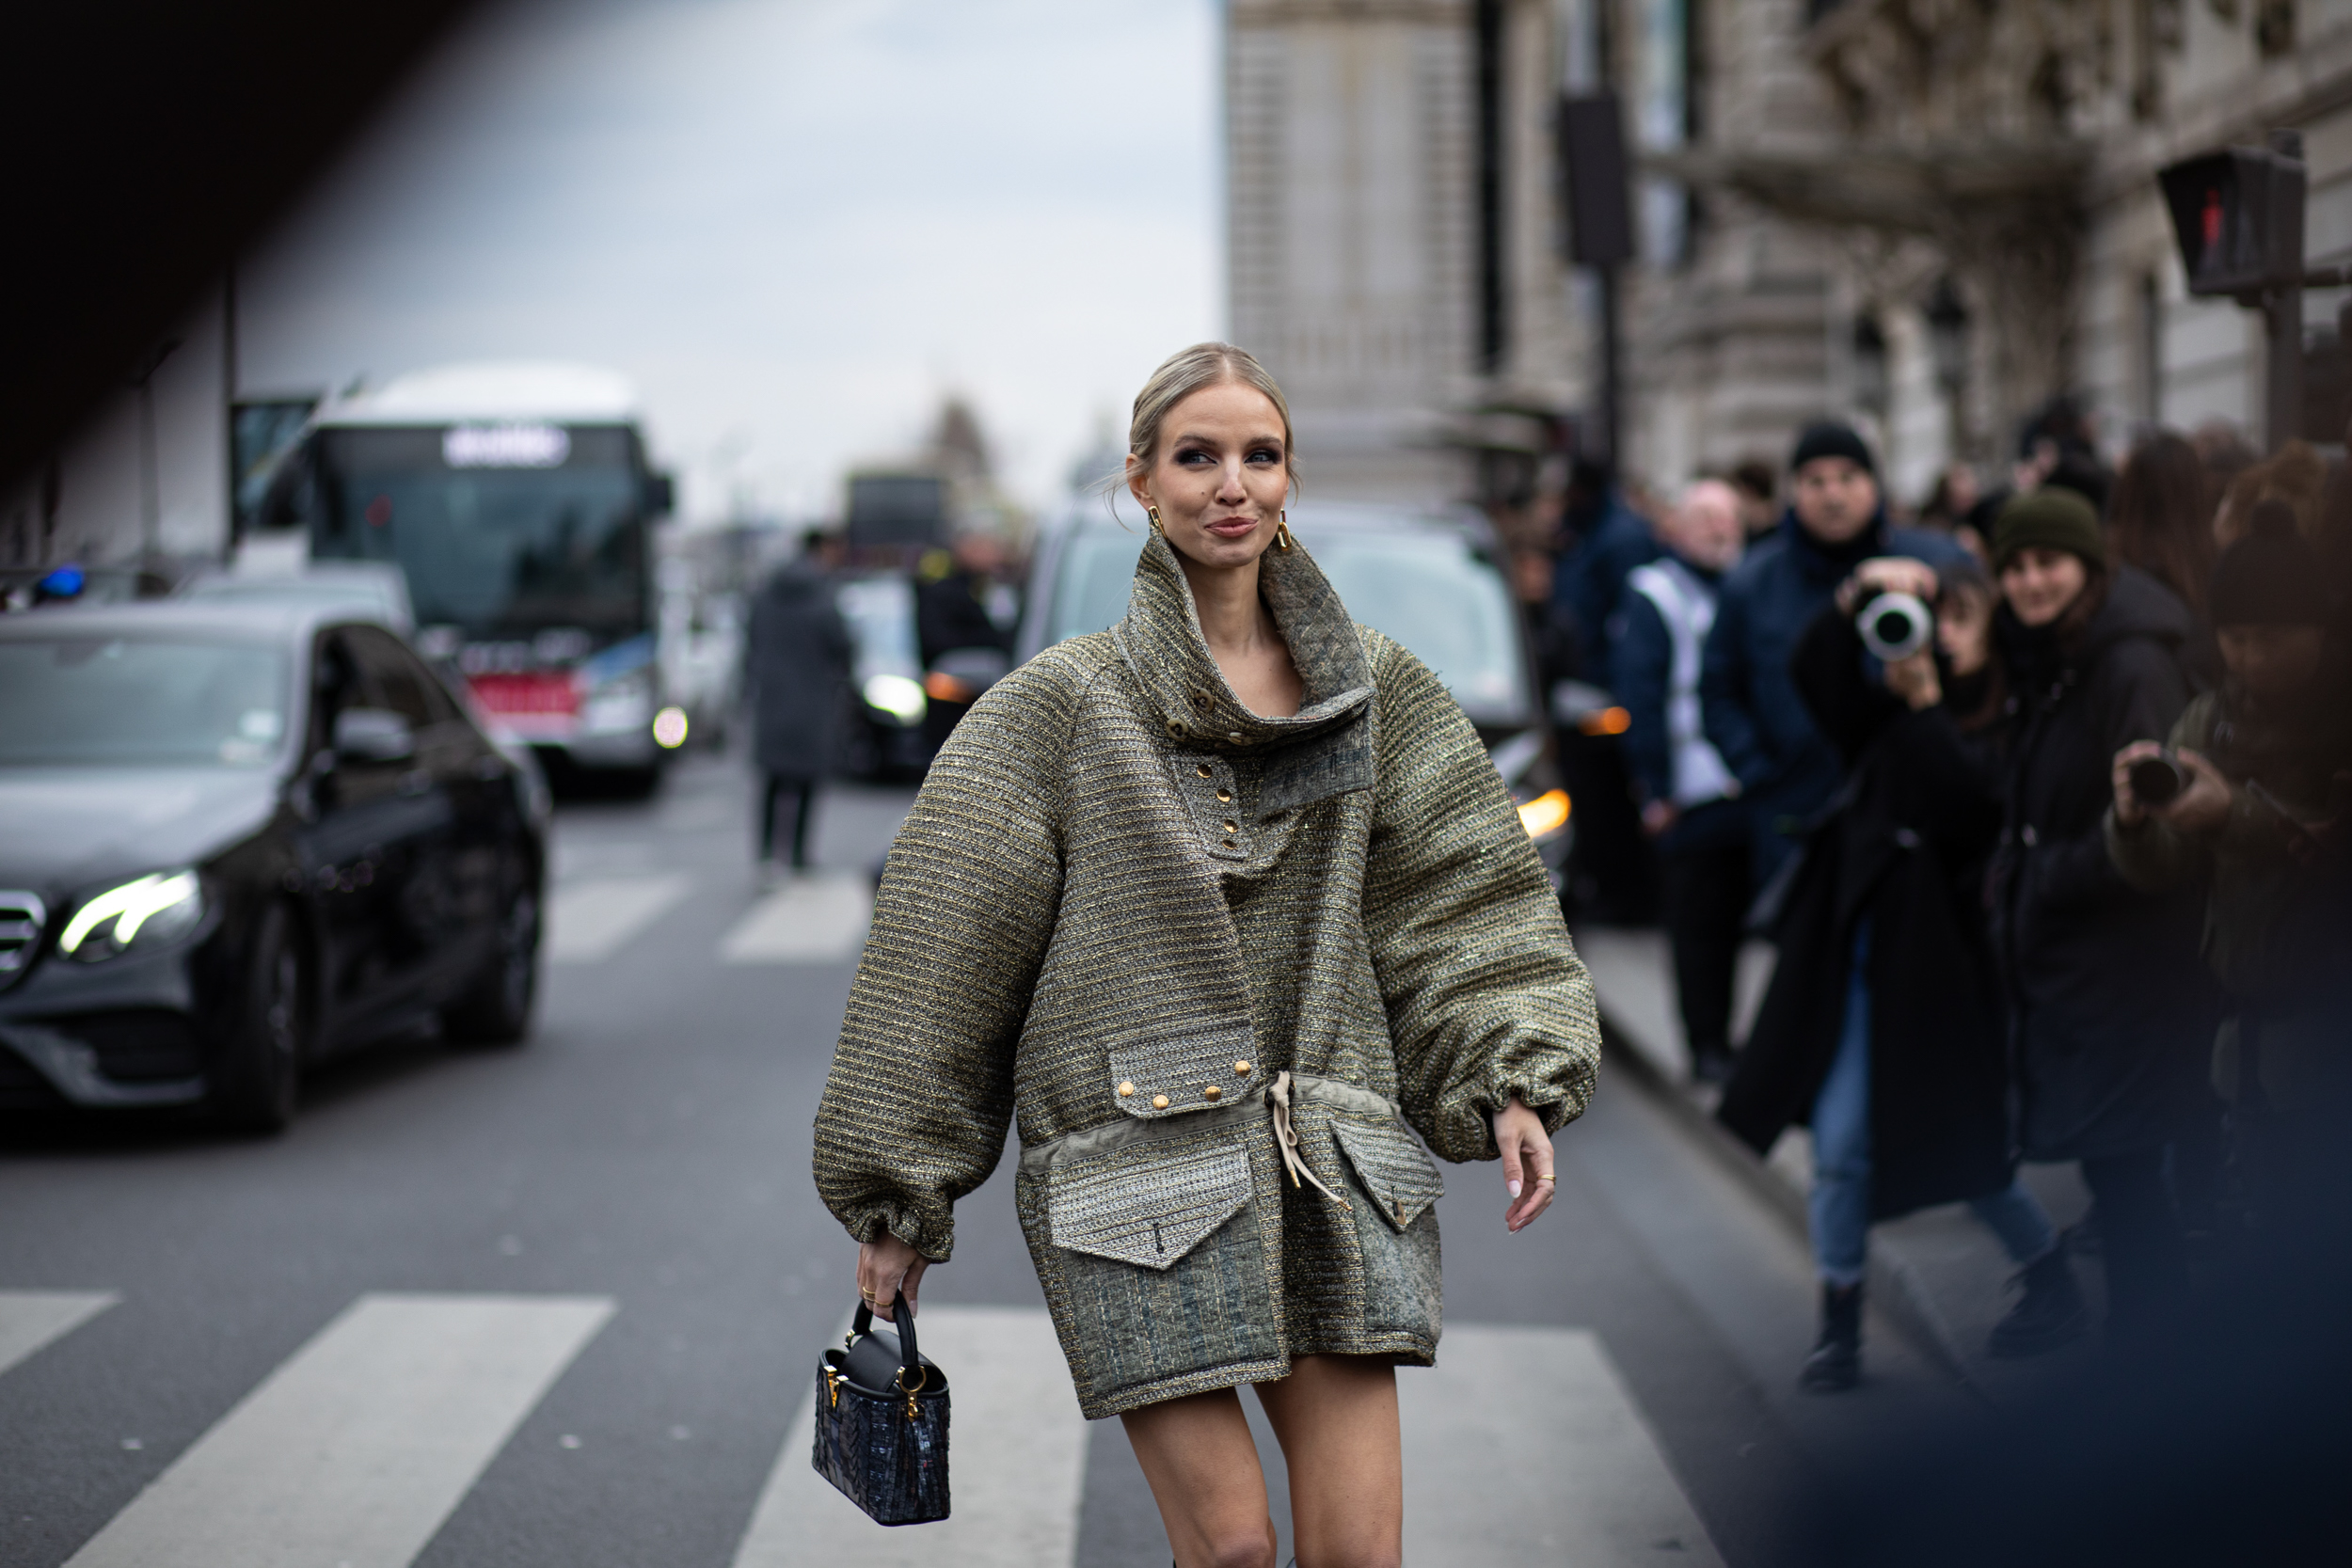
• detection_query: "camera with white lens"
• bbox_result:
[1857,593,1934,663]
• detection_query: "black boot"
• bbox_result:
[1987,1247,2089,1359]
[1799,1282,1863,1392]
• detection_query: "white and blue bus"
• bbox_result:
[259,362,683,788]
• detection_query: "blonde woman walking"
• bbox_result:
[815,342,1599,1568]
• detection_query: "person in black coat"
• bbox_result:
[1721,557,2085,1391]
[1986,488,2217,1344]
[746,537,853,874]
[1700,422,1964,886]
[1550,457,1661,679]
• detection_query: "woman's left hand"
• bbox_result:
[1494,1095,1558,1232]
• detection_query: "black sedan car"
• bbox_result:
[0,601,548,1131]
[1015,496,1573,884]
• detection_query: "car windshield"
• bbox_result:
[1043,526,1532,723]
[0,638,290,768]
[307,425,644,640]
[836,576,920,681]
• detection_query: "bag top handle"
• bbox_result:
[850,1297,922,1388]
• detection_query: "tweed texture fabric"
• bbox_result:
[813,529,1601,1418]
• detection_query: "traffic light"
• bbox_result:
[2158,144,2307,299]
[1557,93,1634,268]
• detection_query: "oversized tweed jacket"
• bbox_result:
[814,530,1600,1417]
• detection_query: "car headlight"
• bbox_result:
[862,673,927,726]
[58,871,205,961]
[1516,789,1571,841]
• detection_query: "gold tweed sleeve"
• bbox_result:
[811,651,1080,1260]
[1359,633,1600,1163]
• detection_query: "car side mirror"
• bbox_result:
[332,706,415,763]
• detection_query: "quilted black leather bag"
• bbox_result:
[813,1300,950,1525]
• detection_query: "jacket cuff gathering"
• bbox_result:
[847,1201,955,1264]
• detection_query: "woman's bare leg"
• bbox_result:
[1253,1354,1404,1568]
[1121,1387,1280,1568]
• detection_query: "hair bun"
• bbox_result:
[2248,497,2300,542]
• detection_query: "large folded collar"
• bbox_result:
[1114,530,1374,752]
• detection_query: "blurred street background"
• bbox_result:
[7,0,2352,1563]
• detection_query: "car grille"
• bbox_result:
[0,892,45,987]
[48,1009,207,1083]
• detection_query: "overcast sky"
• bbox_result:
[238,0,1220,522]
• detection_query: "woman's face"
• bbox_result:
[1936,588,1993,676]
[1126,381,1290,572]
[1998,546,2089,628]
[2217,624,2327,700]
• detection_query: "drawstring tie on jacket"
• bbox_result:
[1269,1070,1346,1203]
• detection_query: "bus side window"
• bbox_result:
[259,444,320,536]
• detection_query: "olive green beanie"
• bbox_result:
[1991,487,2106,574]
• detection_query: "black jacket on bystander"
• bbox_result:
[1989,565,2216,1162]
[1718,605,2013,1219]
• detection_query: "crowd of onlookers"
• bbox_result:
[1527,403,2352,1392]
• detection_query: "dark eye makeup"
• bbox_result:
[1168,438,1285,466]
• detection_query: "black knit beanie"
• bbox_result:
[2210,500,2332,626]
[1991,487,2105,574]
[1788,421,1877,477]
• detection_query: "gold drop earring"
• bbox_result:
[1146,504,1164,534]
[1274,509,1293,551]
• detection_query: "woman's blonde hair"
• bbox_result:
[1126,341,1297,494]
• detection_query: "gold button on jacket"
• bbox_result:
[815,531,1599,1418]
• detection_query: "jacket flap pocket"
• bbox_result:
[1331,1116,1444,1232]
[1108,1023,1258,1119]
[1049,1140,1251,1270]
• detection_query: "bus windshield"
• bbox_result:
[307,425,646,641]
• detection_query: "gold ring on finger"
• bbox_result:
[1535,1174,1556,1183]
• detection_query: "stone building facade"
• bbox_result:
[1226,0,1591,505]
[1226,0,2352,515]
[1633,0,2352,502]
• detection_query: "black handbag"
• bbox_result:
[812,1300,951,1526]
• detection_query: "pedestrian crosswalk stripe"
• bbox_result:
[720,874,873,964]
[730,1305,1087,1567]
[63,1291,612,1568]
[1402,1324,1724,1566]
[546,874,691,963]
[0,1290,117,1381]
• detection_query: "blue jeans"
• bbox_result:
[1809,922,2057,1287]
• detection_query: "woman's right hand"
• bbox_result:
[1883,648,1942,711]
[857,1234,929,1323]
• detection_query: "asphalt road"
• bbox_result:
[0,746,1972,1567]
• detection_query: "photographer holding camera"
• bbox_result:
[1987,488,2215,1349]
[2108,501,2352,1213]
[1722,555,2081,1390]
[1701,422,1963,888]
